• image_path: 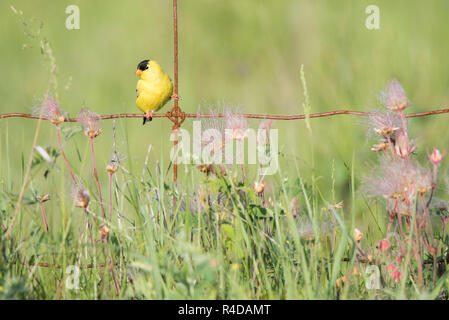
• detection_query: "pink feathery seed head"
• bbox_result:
[428,148,445,166]
[257,119,274,146]
[378,239,390,252]
[72,185,90,209]
[224,108,248,141]
[415,166,432,196]
[77,106,101,138]
[378,79,409,111]
[367,109,402,137]
[33,96,66,124]
[106,154,120,175]
[362,157,418,203]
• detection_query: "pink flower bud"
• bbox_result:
[378,239,390,252]
[354,228,363,242]
[392,269,402,283]
[428,148,444,166]
[387,263,396,273]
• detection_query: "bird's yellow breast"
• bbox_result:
[136,62,173,113]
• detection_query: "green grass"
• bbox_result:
[1,1,449,299]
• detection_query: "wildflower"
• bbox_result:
[321,201,343,212]
[392,269,402,283]
[354,228,363,242]
[378,79,409,111]
[368,110,401,137]
[73,186,90,209]
[224,109,248,141]
[33,97,66,124]
[106,154,120,175]
[77,107,101,138]
[393,130,416,159]
[334,201,344,209]
[378,239,390,252]
[386,263,396,273]
[428,148,444,166]
[362,158,429,205]
[36,194,50,203]
[371,142,388,152]
[254,181,265,194]
[390,199,412,216]
[353,266,361,276]
[257,119,274,146]
[416,167,432,196]
[290,197,300,217]
[198,164,214,175]
[99,223,110,243]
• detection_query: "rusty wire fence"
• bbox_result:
[1,0,449,183]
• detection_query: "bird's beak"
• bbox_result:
[135,69,143,76]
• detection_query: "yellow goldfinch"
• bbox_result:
[135,59,174,125]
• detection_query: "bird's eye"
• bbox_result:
[137,59,150,71]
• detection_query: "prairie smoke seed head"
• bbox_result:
[416,167,432,196]
[371,142,388,152]
[73,187,90,208]
[368,110,401,138]
[224,109,248,141]
[362,158,425,206]
[254,181,265,194]
[106,154,120,174]
[77,107,101,138]
[99,223,110,238]
[257,119,274,146]
[354,228,363,242]
[33,97,66,124]
[36,194,51,203]
[379,79,409,111]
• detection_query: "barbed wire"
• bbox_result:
[1,107,448,122]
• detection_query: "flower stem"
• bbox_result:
[386,135,397,162]
[399,110,410,166]
[90,137,105,219]
[109,173,113,221]
[39,202,49,232]
[56,124,77,185]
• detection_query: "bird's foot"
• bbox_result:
[143,111,153,125]
[171,93,180,101]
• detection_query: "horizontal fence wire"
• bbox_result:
[1,108,449,122]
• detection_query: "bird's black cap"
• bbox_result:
[137,59,150,71]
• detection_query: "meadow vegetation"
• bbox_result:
[1,1,449,299]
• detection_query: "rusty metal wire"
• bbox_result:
[1,108,449,122]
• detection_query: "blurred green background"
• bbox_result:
[1,0,449,208]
